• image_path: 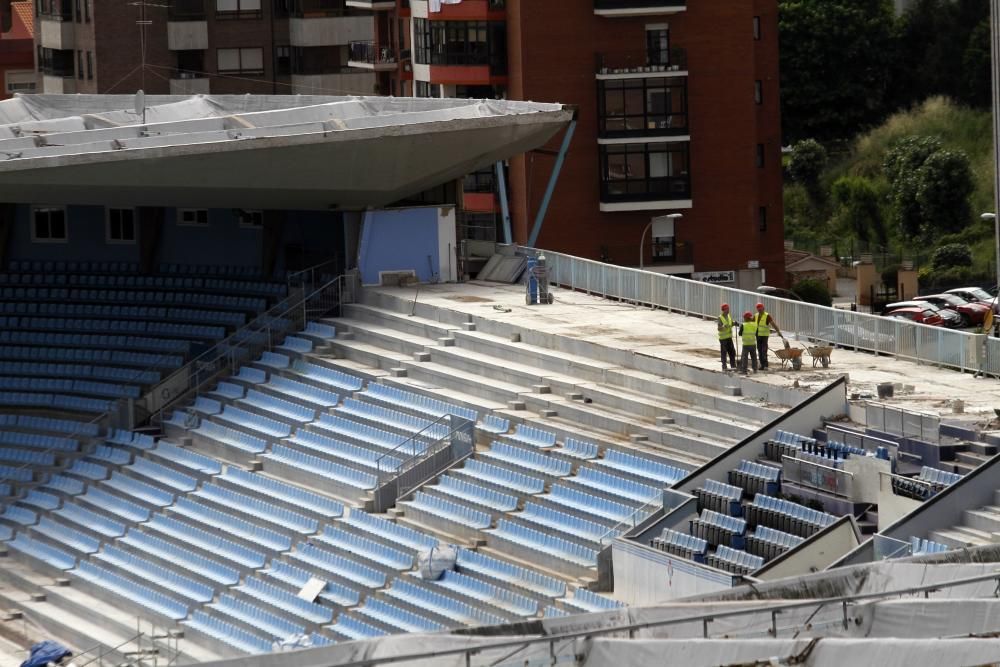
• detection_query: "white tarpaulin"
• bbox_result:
[429,0,463,12]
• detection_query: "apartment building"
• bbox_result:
[1,1,34,98]
[30,0,377,96]
[353,0,786,284]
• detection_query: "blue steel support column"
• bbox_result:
[496,160,512,244]
[527,115,578,248]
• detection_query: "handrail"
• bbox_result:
[73,631,145,667]
[286,258,340,289]
[328,568,1000,667]
[374,413,455,479]
[598,491,663,546]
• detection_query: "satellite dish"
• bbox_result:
[134,90,145,118]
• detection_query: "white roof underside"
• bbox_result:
[0,94,573,209]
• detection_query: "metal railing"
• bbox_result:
[782,455,854,499]
[599,491,663,546]
[866,402,940,443]
[348,40,396,66]
[328,568,1000,667]
[145,272,353,424]
[530,247,998,375]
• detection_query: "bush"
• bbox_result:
[932,243,973,269]
[788,139,828,190]
[792,278,833,307]
[882,264,900,287]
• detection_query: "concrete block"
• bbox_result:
[463,323,477,331]
[390,368,408,377]
[337,331,356,340]
[724,386,742,396]
[532,385,552,394]
[249,460,263,472]
[540,409,558,417]
[29,593,46,602]
[438,337,456,347]
[629,434,649,443]
[509,333,521,343]
[3,611,22,621]
[177,436,193,447]
[567,392,584,401]
[507,400,526,410]
[55,578,70,587]
[656,416,676,426]
[413,352,431,362]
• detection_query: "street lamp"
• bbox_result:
[984,212,998,292]
[639,213,683,270]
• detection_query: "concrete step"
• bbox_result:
[321,338,413,374]
[929,526,995,548]
[341,303,462,342]
[334,316,439,356]
[955,450,991,468]
[964,507,1000,534]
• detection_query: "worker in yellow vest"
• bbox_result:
[717,304,736,372]
[754,303,783,371]
[739,311,758,374]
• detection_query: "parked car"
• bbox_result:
[883,307,944,327]
[914,293,991,326]
[945,287,999,313]
[756,285,802,301]
[817,322,895,350]
[883,300,962,328]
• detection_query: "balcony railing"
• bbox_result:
[602,240,694,267]
[600,175,691,203]
[348,40,395,66]
[594,0,686,13]
[168,0,206,20]
[285,0,351,16]
[596,47,686,75]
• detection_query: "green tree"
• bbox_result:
[932,243,973,269]
[830,175,887,247]
[915,150,974,235]
[779,0,897,142]
[792,278,833,307]
[788,139,828,192]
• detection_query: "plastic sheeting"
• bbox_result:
[428,0,464,12]
[417,544,457,581]
[20,640,72,667]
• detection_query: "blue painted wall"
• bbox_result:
[358,208,441,285]
[157,208,262,267]
[7,205,141,263]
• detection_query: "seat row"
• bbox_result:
[0,392,112,414]
[562,588,625,613]
[690,510,747,549]
[0,414,100,437]
[480,442,571,478]
[385,577,506,627]
[488,519,598,568]
[0,288,266,312]
[0,345,184,369]
[728,460,781,497]
[0,331,188,354]
[693,479,743,517]
[0,361,160,386]
[312,414,426,457]
[546,484,648,524]
[287,429,403,473]
[0,317,224,340]
[1,270,286,296]
[745,526,804,561]
[706,545,764,575]
[0,430,78,452]
[0,377,140,399]
[911,536,950,555]
[337,398,449,441]
[650,527,708,562]
[291,359,364,392]
[364,383,477,422]
[0,303,245,327]
[506,424,557,449]
[597,449,686,486]
[264,444,378,490]
[572,467,661,504]
[518,503,616,544]
[745,495,837,538]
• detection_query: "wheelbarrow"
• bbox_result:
[806,345,834,368]
[773,347,803,370]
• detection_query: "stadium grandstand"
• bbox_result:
[2,94,1000,666]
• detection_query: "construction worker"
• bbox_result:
[718,303,736,371]
[754,303,783,371]
[739,311,758,374]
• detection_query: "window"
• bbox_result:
[217,47,264,74]
[237,209,263,228]
[32,206,68,242]
[756,143,765,168]
[74,0,80,21]
[107,208,137,243]
[754,80,762,105]
[37,48,74,77]
[76,50,83,79]
[86,52,93,79]
[759,206,768,232]
[753,16,761,40]
[85,0,90,21]
[5,71,37,95]
[274,46,291,76]
[463,168,495,193]
[412,18,505,72]
[598,78,688,137]
[600,142,691,203]
[178,208,209,226]
[415,81,434,98]
[216,0,261,18]
[645,28,670,67]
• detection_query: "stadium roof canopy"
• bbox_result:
[0,94,573,209]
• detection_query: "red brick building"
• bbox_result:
[359,0,785,284]
[0,1,35,98]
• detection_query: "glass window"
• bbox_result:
[107,208,137,243]
[76,50,83,79]
[238,209,263,228]
[598,79,688,137]
[756,143,765,168]
[178,208,209,226]
[218,48,264,73]
[32,206,68,242]
[216,0,261,17]
[86,52,93,79]
[646,28,669,66]
[753,16,761,40]
[754,80,762,104]
[275,46,291,75]
[759,206,768,231]
[600,143,690,202]
[413,18,505,72]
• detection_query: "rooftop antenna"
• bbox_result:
[135,89,146,125]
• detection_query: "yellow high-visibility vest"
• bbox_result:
[718,313,734,341]
[756,311,771,337]
[742,320,758,346]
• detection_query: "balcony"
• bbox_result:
[290,70,376,95]
[39,18,74,50]
[289,12,373,47]
[599,176,691,212]
[604,241,694,274]
[347,40,397,71]
[170,72,211,94]
[596,48,686,79]
[345,0,395,8]
[598,77,689,140]
[41,74,76,94]
[594,0,686,16]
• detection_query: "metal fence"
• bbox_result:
[531,248,1000,375]
[382,416,477,513]
[782,456,854,499]
[866,402,940,443]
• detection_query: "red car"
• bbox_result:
[914,294,990,326]
[884,307,944,326]
[945,287,999,313]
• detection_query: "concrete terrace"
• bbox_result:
[369,281,1000,424]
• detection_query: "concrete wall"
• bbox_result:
[877,473,923,530]
[843,455,891,505]
[358,206,457,285]
[6,204,141,263]
[755,516,861,581]
[612,537,737,605]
